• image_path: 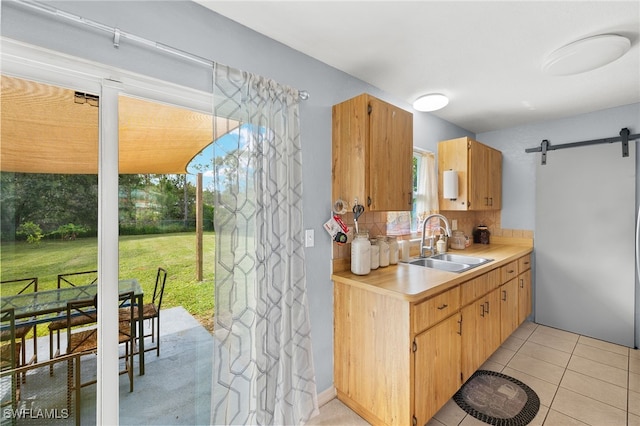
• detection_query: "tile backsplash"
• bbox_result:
[332,209,533,272]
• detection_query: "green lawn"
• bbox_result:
[0,232,215,331]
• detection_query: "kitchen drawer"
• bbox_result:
[518,255,531,272]
[413,286,460,334]
[486,268,501,291]
[501,261,518,284]
[460,275,485,306]
[460,268,500,306]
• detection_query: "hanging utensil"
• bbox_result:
[353,199,364,234]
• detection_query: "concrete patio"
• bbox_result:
[2,307,213,425]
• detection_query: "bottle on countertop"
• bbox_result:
[436,234,447,254]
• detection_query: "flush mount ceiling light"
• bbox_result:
[542,34,631,76]
[413,93,449,112]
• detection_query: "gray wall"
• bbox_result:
[1,0,474,393]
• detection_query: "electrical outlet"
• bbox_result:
[451,219,458,231]
[305,229,315,247]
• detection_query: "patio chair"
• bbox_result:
[1,308,21,412]
[48,270,98,373]
[0,277,38,382]
[122,267,167,357]
[63,292,136,410]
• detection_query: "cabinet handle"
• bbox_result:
[489,197,493,206]
[408,192,412,205]
[367,196,372,207]
[520,278,524,288]
[457,318,462,335]
[485,301,490,314]
[484,196,489,206]
[480,303,485,317]
[502,290,507,301]
[508,269,515,274]
[437,303,448,310]
[524,261,530,265]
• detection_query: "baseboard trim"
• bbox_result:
[317,386,337,407]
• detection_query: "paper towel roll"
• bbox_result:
[443,170,458,199]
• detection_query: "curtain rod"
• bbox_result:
[525,127,639,165]
[15,0,310,101]
[413,147,434,155]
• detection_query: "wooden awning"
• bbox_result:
[1,75,239,174]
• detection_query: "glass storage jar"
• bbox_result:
[387,236,399,264]
[351,232,371,275]
[378,235,390,268]
[369,238,380,270]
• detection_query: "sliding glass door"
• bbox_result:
[1,74,101,422]
[117,94,215,424]
[1,41,217,424]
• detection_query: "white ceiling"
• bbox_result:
[195,1,640,134]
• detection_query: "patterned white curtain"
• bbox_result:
[210,63,319,425]
[415,151,440,233]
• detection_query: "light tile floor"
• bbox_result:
[310,321,640,426]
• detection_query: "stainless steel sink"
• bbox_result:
[406,254,493,273]
[430,253,493,266]
[408,258,471,272]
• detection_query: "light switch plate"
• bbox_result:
[305,229,315,247]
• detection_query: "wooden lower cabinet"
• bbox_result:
[461,288,501,381]
[333,253,533,425]
[413,313,462,426]
[334,281,412,425]
[518,268,532,323]
[500,278,519,343]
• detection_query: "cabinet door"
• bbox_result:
[487,148,502,209]
[468,140,489,210]
[500,279,519,343]
[461,302,484,380]
[332,94,368,206]
[462,289,502,380]
[518,269,532,324]
[484,288,502,359]
[414,314,461,426]
[368,97,413,211]
[468,141,502,211]
[438,138,469,210]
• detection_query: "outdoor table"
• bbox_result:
[0,279,145,375]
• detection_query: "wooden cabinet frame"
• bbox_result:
[438,137,502,211]
[332,93,413,211]
[334,253,533,425]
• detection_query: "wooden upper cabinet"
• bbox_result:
[438,137,502,211]
[332,94,413,212]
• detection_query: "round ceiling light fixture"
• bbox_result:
[413,93,449,112]
[542,34,631,76]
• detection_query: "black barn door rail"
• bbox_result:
[525,128,639,165]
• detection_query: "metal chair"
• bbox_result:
[48,271,97,372]
[124,267,167,357]
[1,308,20,417]
[0,278,38,382]
[61,292,136,411]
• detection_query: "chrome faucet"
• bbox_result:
[420,214,452,257]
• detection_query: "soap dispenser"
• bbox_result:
[436,234,446,254]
